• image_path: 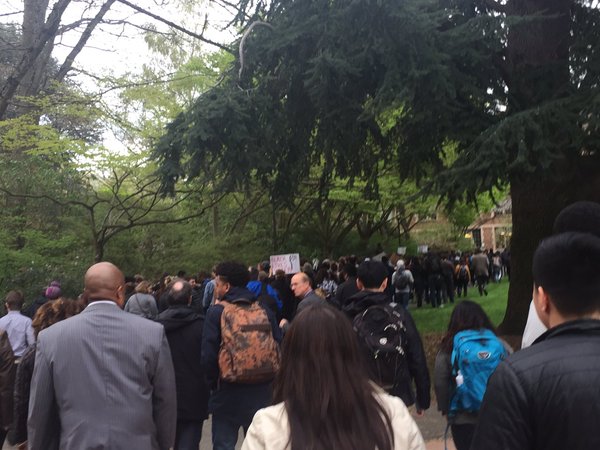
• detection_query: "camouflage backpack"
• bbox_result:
[218,299,281,383]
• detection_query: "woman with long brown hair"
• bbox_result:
[242,304,425,450]
[434,300,511,450]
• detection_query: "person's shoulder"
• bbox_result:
[374,389,412,419]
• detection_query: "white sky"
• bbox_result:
[1,0,238,155]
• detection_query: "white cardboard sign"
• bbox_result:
[270,253,301,274]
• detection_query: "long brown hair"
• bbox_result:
[273,304,394,450]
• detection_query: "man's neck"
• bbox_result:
[548,311,600,328]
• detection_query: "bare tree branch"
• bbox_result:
[238,20,273,79]
[0,0,72,119]
[56,0,117,81]
[116,0,234,54]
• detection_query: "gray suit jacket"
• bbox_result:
[28,301,176,450]
[296,290,326,314]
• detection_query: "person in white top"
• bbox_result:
[242,303,425,450]
[0,290,34,358]
[521,201,600,348]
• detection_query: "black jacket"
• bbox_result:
[334,277,360,310]
[343,290,431,410]
[200,287,282,423]
[471,319,600,450]
[156,305,209,422]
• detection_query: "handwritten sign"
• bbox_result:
[270,253,301,274]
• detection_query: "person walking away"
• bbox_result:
[344,261,430,413]
[0,291,34,360]
[454,258,471,298]
[392,260,413,309]
[241,303,425,450]
[124,280,159,319]
[470,249,489,296]
[471,233,600,450]
[156,279,209,450]
[12,298,85,450]
[434,301,511,450]
[28,262,176,450]
[201,262,282,450]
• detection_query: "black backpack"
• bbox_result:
[394,270,411,290]
[353,303,407,390]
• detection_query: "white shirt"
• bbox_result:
[521,300,548,348]
[0,310,35,357]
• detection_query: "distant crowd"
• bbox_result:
[0,202,598,450]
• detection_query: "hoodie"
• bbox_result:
[156,305,209,421]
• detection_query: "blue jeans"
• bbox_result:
[175,420,203,450]
[396,292,410,309]
[212,413,251,450]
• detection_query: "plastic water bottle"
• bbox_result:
[456,370,464,386]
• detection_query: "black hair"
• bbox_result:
[356,261,388,289]
[553,201,600,237]
[248,267,259,281]
[440,300,496,353]
[343,263,357,278]
[215,261,249,287]
[533,232,600,316]
[167,279,192,306]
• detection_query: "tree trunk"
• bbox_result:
[498,0,574,334]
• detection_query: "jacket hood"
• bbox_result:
[156,306,202,332]
[343,290,390,318]
[222,286,256,303]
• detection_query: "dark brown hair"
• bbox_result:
[440,300,496,353]
[32,298,85,337]
[273,304,394,450]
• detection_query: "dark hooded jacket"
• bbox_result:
[471,319,600,450]
[200,286,282,424]
[343,290,431,410]
[156,305,209,422]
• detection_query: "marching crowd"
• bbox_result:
[0,201,597,449]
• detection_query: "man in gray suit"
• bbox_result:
[28,262,177,450]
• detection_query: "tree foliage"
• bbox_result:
[155,0,600,333]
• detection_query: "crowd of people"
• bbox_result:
[0,201,596,450]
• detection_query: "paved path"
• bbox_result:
[3,403,455,449]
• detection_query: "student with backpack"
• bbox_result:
[392,260,414,308]
[201,262,282,450]
[434,301,511,450]
[343,261,430,413]
[454,258,471,298]
[241,303,426,450]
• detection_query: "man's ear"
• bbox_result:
[356,279,365,291]
[533,285,551,327]
[380,277,388,291]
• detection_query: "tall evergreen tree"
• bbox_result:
[154,0,600,333]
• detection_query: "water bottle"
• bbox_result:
[456,370,464,386]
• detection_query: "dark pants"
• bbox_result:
[451,423,476,450]
[456,280,468,297]
[475,274,488,296]
[212,413,251,450]
[175,420,203,450]
[428,274,443,307]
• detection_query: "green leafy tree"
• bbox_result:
[155,0,600,333]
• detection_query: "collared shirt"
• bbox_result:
[87,300,119,308]
[0,310,35,357]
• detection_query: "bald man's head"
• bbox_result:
[84,262,125,307]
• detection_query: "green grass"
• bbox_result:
[409,279,509,334]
